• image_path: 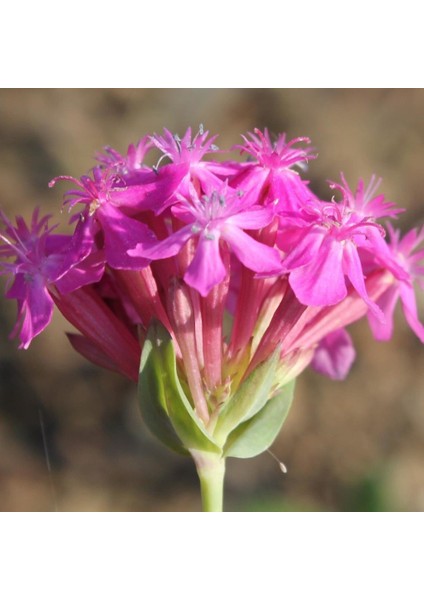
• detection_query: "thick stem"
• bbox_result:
[192,451,226,512]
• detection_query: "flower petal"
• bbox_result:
[8,274,54,349]
[130,224,194,261]
[184,235,226,297]
[399,283,424,342]
[269,169,314,211]
[280,228,325,270]
[367,286,399,340]
[55,251,105,294]
[310,328,356,380]
[343,241,384,320]
[97,204,154,269]
[289,238,346,306]
[110,163,187,213]
[221,225,282,274]
[226,207,275,230]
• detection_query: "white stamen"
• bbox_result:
[267,449,288,474]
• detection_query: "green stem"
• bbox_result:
[192,451,226,512]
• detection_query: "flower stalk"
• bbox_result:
[192,451,226,512]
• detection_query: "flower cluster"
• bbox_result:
[1,126,423,434]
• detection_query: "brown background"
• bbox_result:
[0,89,423,511]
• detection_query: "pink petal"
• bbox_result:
[11,275,54,349]
[367,286,399,340]
[269,169,314,211]
[130,224,193,260]
[229,164,269,194]
[399,283,424,342]
[310,328,356,380]
[281,228,325,270]
[110,163,187,213]
[221,225,282,274]
[343,241,384,320]
[97,204,154,269]
[289,238,346,306]
[184,234,227,297]
[55,251,105,294]
[226,207,275,230]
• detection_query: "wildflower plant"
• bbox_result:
[1,126,423,511]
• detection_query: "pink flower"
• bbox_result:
[151,125,224,194]
[310,328,356,380]
[329,173,404,221]
[130,182,282,296]
[2,125,423,409]
[0,209,85,348]
[368,224,424,342]
[95,135,154,182]
[152,125,219,167]
[232,128,317,210]
[49,167,157,269]
[278,200,388,318]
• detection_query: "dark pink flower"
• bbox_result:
[310,328,356,380]
[2,124,422,412]
[95,135,153,177]
[49,167,157,269]
[368,224,424,342]
[279,200,388,318]
[151,125,224,194]
[152,125,219,167]
[0,209,85,348]
[233,128,317,210]
[329,173,404,221]
[130,182,282,296]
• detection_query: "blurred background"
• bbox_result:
[0,89,423,512]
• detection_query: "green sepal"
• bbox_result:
[138,321,221,455]
[213,349,280,446]
[138,322,188,455]
[223,379,295,458]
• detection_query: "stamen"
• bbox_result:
[0,232,29,262]
[267,449,288,473]
[152,153,168,172]
[173,134,182,153]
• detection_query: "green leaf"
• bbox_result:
[213,349,280,445]
[223,379,295,458]
[138,321,221,455]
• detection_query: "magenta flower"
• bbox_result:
[95,135,154,180]
[310,328,356,380]
[329,173,404,221]
[130,182,282,296]
[278,199,388,318]
[233,128,317,210]
[49,167,157,269]
[152,125,219,167]
[368,224,424,342]
[151,125,225,195]
[0,209,84,348]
